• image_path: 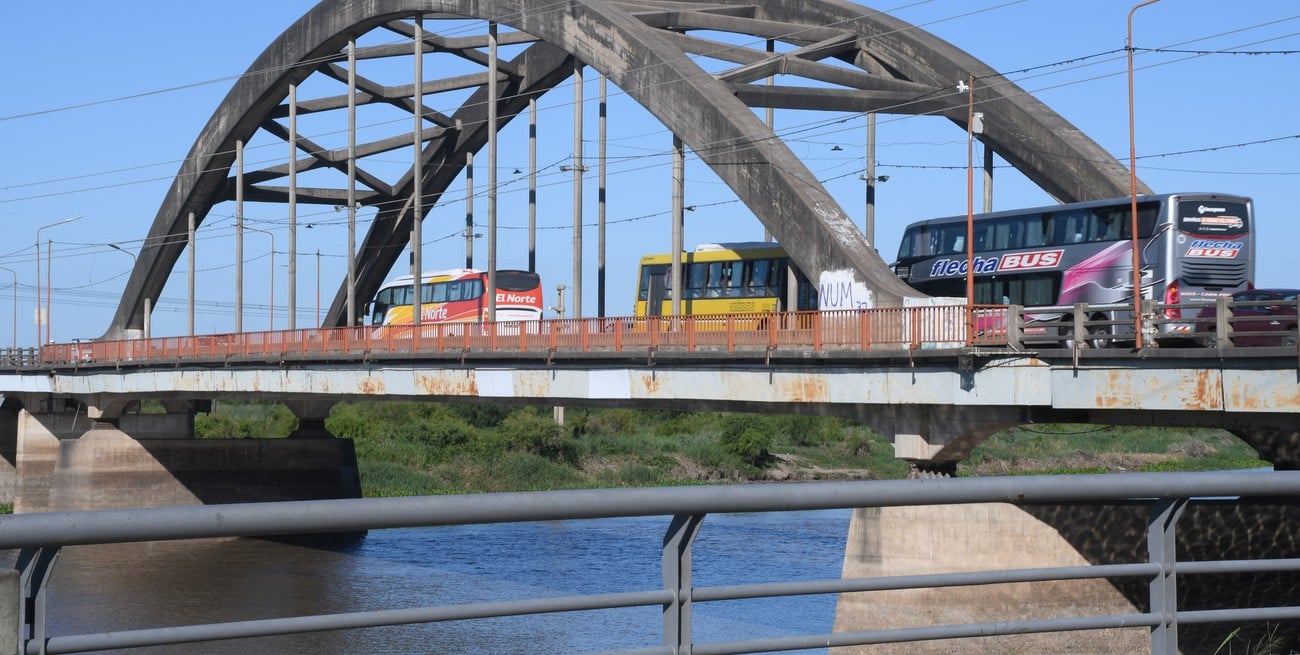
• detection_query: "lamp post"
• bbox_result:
[240,224,276,331]
[962,75,977,346]
[1127,0,1162,349]
[108,244,146,338]
[0,266,15,352]
[35,216,81,345]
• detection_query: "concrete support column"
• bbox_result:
[282,399,339,439]
[13,402,358,512]
[866,404,1026,471]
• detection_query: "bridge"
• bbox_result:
[0,0,1296,507]
[2,4,1298,652]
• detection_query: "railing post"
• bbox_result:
[1073,303,1087,350]
[1215,294,1232,349]
[662,513,704,655]
[812,311,823,351]
[13,546,59,655]
[1140,298,1160,347]
[1148,498,1186,655]
[1007,305,1024,350]
[909,307,921,349]
[965,304,974,347]
[859,309,872,350]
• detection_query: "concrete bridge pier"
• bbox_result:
[282,399,340,439]
[862,404,1028,477]
[9,395,360,513]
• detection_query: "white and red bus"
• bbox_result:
[367,269,543,327]
[892,193,1254,344]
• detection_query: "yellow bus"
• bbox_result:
[633,242,818,317]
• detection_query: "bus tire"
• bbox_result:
[1058,315,1080,349]
[1086,314,1112,349]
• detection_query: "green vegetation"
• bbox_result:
[964,424,1264,476]
[1214,624,1289,655]
[191,401,1264,497]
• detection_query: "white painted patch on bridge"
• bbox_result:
[818,269,874,310]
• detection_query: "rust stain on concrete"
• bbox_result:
[358,376,385,395]
[1183,370,1221,411]
[778,375,828,403]
[415,374,478,397]
[1225,374,1300,411]
[639,372,661,395]
[1093,370,1129,409]
[512,373,549,398]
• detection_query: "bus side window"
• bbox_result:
[1025,214,1048,247]
[706,262,724,298]
[431,282,448,303]
[686,262,708,299]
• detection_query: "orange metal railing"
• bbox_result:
[37,305,1013,367]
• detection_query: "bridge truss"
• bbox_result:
[107,0,1143,338]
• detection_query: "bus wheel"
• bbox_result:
[1059,315,1082,349]
[1086,315,1113,349]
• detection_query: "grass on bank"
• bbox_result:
[192,401,1265,497]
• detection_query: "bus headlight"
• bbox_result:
[894,265,909,278]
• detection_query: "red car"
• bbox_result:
[1196,288,1299,347]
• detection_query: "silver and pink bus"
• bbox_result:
[892,192,1254,344]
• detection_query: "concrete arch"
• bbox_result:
[106,0,1141,337]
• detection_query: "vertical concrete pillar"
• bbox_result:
[13,399,359,512]
[865,404,1026,472]
[833,503,1144,654]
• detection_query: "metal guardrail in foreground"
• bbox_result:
[3,470,1300,655]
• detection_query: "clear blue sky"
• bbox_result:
[1,0,1296,345]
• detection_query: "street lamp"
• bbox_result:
[35,215,81,345]
[107,243,151,338]
[960,75,985,345]
[108,243,134,260]
[1127,0,1162,349]
[0,266,15,352]
[240,224,276,331]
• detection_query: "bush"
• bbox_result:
[389,418,475,450]
[500,408,578,463]
[584,409,643,436]
[195,402,297,438]
[325,410,375,440]
[650,411,710,436]
[449,403,512,428]
[777,415,845,446]
[718,414,773,466]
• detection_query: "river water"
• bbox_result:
[32,509,850,654]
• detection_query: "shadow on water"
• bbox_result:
[1026,498,1300,655]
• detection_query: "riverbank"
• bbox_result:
[194,401,1266,497]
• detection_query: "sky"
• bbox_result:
[1,0,1297,345]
